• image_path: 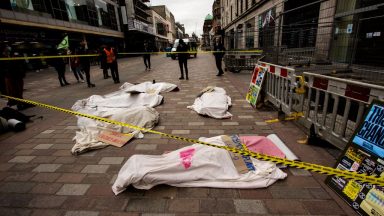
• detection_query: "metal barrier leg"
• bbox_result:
[314,89,321,125]
[305,88,312,119]
[321,92,330,129]
[330,95,340,134]
[340,98,351,138]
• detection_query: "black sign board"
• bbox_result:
[326,100,384,216]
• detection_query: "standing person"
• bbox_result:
[69,49,85,83]
[79,41,95,88]
[143,41,151,71]
[1,45,32,110]
[103,44,120,83]
[100,45,111,79]
[49,50,70,87]
[176,39,189,80]
[213,38,225,76]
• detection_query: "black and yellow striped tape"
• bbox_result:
[0,50,263,61]
[1,94,383,187]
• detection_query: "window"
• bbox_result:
[231,6,232,21]
[107,4,118,30]
[258,8,276,48]
[240,0,243,14]
[245,19,254,48]
[246,0,248,10]
[49,0,69,21]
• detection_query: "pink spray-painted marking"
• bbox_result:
[179,148,195,169]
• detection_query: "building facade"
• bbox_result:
[150,5,175,45]
[202,14,213,49]
[220,0,384,67]
[0,0,124,51]
[329,0,384,66]
[150,9,170,51]
[121,0,156,52]
[175,22,186,39]
[212,0,223,44]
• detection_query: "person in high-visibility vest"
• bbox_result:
[102,45,120,84]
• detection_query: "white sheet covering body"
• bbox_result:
[72,106,159,155]
[122,81,178,94]
[187,87,232,119]
[71,82,178,155]
[112,136,287,195]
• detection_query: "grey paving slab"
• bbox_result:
[126,198,167,212]
[32,164,62,173]
[98,157,125,165]
[33,144,54,150]
[65,211,99,216]
[222,122,239,126]
[289,167,312,176]
[81,165,110,174]
[56,184,91,196]
[234,199,268,214]
[8,156,36,163]
[171,130,190,134]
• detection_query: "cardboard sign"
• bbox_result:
[97,130,134,147]
[222,135,255,174]
[246,65,267,107]
[326,100,384,216]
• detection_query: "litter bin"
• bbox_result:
[165,47,171,57]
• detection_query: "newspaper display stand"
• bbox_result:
[326,100,384,216]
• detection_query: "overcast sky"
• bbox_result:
[149,0,214,37]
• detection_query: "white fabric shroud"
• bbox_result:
[112,136,287,195]
[121,81,178,94]
[187,87,232,119]
[71,82,177,155]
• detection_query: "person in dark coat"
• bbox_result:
[143,41,152,71]
[1,45,33,110]
[69,49,85,83]
[100,45,111,79]
[102,44,119,83]
[213,38,226,76]
[48,49,70,87]
[176,39,189,80]
[78,41,95,87]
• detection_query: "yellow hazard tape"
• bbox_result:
[1,94,383,187]
[265,112,304,123]
[0,50,263,61]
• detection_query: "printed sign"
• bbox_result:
[97,130,134,147]
[246,65,267,107]
[326,100,384,216]
[222,135,255,174]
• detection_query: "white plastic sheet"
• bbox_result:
[112,136,287,195]
[187,87,232,119]
[71,82,178,155]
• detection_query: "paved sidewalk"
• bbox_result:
[0,54,356,215]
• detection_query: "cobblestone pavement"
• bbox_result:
[0,54,356,215]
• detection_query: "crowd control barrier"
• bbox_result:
[260,62,384,149]
[279,47,316,66]
[224,51,263,73]
[299,72,384,149]
[259,61,298,115]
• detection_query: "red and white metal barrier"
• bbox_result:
[260,61,297,115]
[301,72,384,149]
